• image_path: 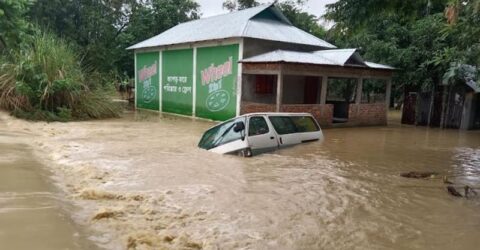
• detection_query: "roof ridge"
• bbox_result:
[311,51,341,65]
[317,48,356,52]
[174,4,271,27]
[240,4,274,37]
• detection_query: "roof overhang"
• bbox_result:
[240,49,395,71]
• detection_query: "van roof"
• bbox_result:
[240,112,313,117]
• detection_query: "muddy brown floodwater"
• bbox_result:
[0,118,98,249]
[1,110,480,250]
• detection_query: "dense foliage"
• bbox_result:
[29,0,200,76]
[325,0,480,100]
[0,0,200,121]
[0,31,121,121]
[0,0,32,50]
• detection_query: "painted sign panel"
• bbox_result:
[162,49,193,116]
[136,52,160,110]
[196,44,239,121]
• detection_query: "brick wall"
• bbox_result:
[240,102,333,127]
[348,103,387,126]
[240,102,276,114]
[281,104,333,127]
[240,102,386,127]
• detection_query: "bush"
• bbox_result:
[0,31,121,121]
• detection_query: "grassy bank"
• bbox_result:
[0,32,121,122]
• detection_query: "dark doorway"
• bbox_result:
[402,92,417,125]
[304,77,319,104]
[327,78,357,123]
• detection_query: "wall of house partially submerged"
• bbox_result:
[135,42,240,121]
[240,102,386,127]
[241,62,390,127]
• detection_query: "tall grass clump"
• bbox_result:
[0,31,121,121]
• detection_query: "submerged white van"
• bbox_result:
[198,113,323,157]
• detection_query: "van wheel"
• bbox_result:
[238,148,253,158]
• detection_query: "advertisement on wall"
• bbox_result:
[196,44,239,121]
[162,49,194,116]
[136,52,160,110]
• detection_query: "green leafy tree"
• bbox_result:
[29,0,200,75]
[0,0,32,50]
[223,0,259,11]
[325,0,458,98]
[277,0,326,38]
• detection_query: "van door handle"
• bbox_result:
[270,136,274,140]
[279,137,283,144]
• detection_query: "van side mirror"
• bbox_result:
[233,121,245,133]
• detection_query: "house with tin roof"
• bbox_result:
[128,4,394,126]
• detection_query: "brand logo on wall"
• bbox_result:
[206,90,230,112]
[139,61,157,103]
[201,57,233,112]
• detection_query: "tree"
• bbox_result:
[28,0,200,75]
[277,0,326,38]
[325,0,480,125]
[223,0,259,11]
[0,0,32,50]
[325,0,455,97]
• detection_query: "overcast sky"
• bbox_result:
[196,0,338,25]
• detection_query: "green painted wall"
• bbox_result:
[196,44,239,121]
[162,49,194,116]
[136,52,160,110]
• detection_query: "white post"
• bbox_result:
[276,66,283,112]
[158,50,162,112]
[237,39,244,116]
[192,47,197,117]
[134,51,137,109]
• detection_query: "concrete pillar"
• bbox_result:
[460,92,474,130]
[276,66,283,112]
[385,79,392,110]
[355,78,363,105]
[320,76,328,105]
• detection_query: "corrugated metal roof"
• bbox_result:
[241,50,336,65]
[241,49,395,70]
[127,4,335,50]
[314,49,365,66]
[364,61,396,70]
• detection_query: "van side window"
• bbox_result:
[291,116,319,132]
[268,116,297,135]
[268,116,319,134]
[248,116,269,136]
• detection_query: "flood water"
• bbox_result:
[0,120,97,249]
[0,110,479,250]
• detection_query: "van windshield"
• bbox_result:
[268,116,319,135]
[198,118,245,150]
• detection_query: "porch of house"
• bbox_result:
[240,63,393,127]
